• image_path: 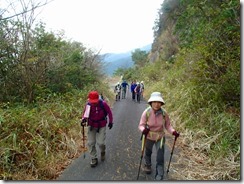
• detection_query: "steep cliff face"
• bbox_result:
[149,0,180,63]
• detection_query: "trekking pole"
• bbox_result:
[166,135,178,174]
[82,124,86,159]
[136,133,146,180]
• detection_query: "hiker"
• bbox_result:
[134,82,141,103]
[114,82,121,101]
[121,80,129,99]
[130,81,137,101]
[140,81,145,99]
[138,92,180,180]
[80,91,113,167]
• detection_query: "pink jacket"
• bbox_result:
[138,108,175,141]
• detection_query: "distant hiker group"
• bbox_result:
[114,80,144,103]
[130,81,144,103]
[79,83,180,181]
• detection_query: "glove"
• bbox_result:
[172,130,180,138]
[80,118,87,126]
[142,125,150,136]
[108,123,113,129]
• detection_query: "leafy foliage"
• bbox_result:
[131,49,149,67]
[0,20,104,103]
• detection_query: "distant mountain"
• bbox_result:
[101,44,151,76]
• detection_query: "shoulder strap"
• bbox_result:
[99,99,107,116]
[145,106,151,124]
[146,106,165,123]
[160,107,165,117]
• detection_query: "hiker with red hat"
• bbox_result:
[81,91,113,167]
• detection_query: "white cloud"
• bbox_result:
[38,0,164,53]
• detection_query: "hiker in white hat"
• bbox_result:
[138,92,180,180]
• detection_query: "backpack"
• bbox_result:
[99,94,104,101]
[140,83,144,90]
[87,99,107,117]
[86,99,108,132]
[135,84,141,93]
[115,84,121,93]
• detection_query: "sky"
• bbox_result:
[37,0,164,54]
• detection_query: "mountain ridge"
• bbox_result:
[101,44,151,75]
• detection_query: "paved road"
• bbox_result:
[57,92,173,181]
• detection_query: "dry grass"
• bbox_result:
[166,129,240,180]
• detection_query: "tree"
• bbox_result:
[0,0,50,21]
[0,0,106,103]
[131,49,149,68]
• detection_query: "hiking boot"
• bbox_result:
[143,164,152,174]
[101,152,105,161]
[90,158,98,167]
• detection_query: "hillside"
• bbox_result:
[101,44,151,75]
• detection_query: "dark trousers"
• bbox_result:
[132,91,135,100]
[136,92,141,102]
[144,138,165,179]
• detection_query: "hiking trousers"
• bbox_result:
[87,126,106,159]
[144,137,165,179]
[136,93,141,102]
[132,91,135,100]
[122,88,127,99]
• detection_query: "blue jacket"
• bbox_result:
[131,83,137,92]
[121,81,128,88]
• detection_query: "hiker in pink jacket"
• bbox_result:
[138,92,179,180]
[81,91,113,167]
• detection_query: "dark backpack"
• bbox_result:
[135,84,141,93]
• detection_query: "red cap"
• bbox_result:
[88,91,99,103]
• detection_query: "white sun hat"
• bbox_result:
[148,92,165,104]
